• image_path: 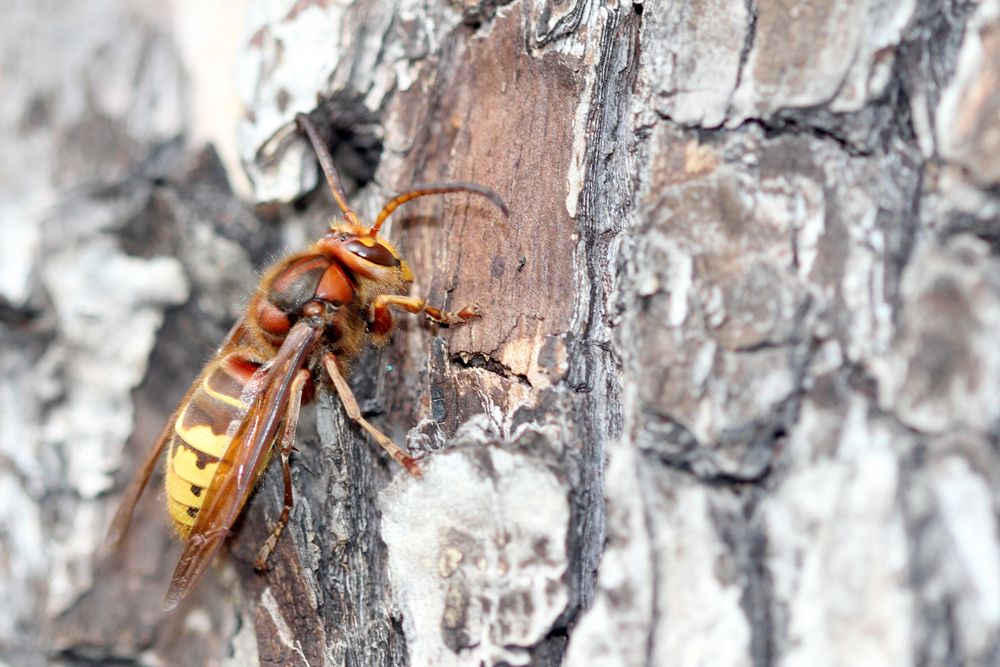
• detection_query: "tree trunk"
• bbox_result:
[3,1,1000,666]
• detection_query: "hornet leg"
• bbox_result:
[323,353,421,477]
[371,294,481,326]
[254,368,310,570]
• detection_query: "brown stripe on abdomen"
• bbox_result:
[202,354,259,408]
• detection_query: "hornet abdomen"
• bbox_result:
[165,353,258,535]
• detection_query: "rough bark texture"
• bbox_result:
[3,0,1000,666]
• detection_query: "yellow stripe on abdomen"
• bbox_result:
[167,495,197,537]
[165,458,211,507]
[169,443,220,488]
[164,381,247,536]
[174,410,233,460]
[165,432,222,536]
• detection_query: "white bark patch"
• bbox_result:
[380,447,569,667]
[564,447,654,667]
[0,475,47,640]
[766,394,912,667]
[41,236,188,499]
[828,0,917,113]
[37,236,187,615]
[0,198,45,306]
[173,0,253,195]
[730,0,915,121]
[238,0,463,203]
[638,0,747,127]
[567,447,752,667]
[647,477,752,665]
[930,455,1000,655]
[839,194,894,365]
[564,5,603,219]
[238,1,349,202]
[0,2,179,305]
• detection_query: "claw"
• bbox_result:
[399,454,423,478]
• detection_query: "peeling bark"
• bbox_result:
[3,0,1000,666]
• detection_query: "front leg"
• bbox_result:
[371,294,481,328]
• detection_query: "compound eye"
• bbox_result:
[344,239,400,267]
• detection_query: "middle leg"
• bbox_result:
[254,368,309,570]
[323,353,422,477]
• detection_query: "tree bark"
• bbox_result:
[3,1,1000,666]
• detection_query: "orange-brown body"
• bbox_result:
[107,112,507,610]
[164,234,411,536]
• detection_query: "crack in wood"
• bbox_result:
[450,351,532,386]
